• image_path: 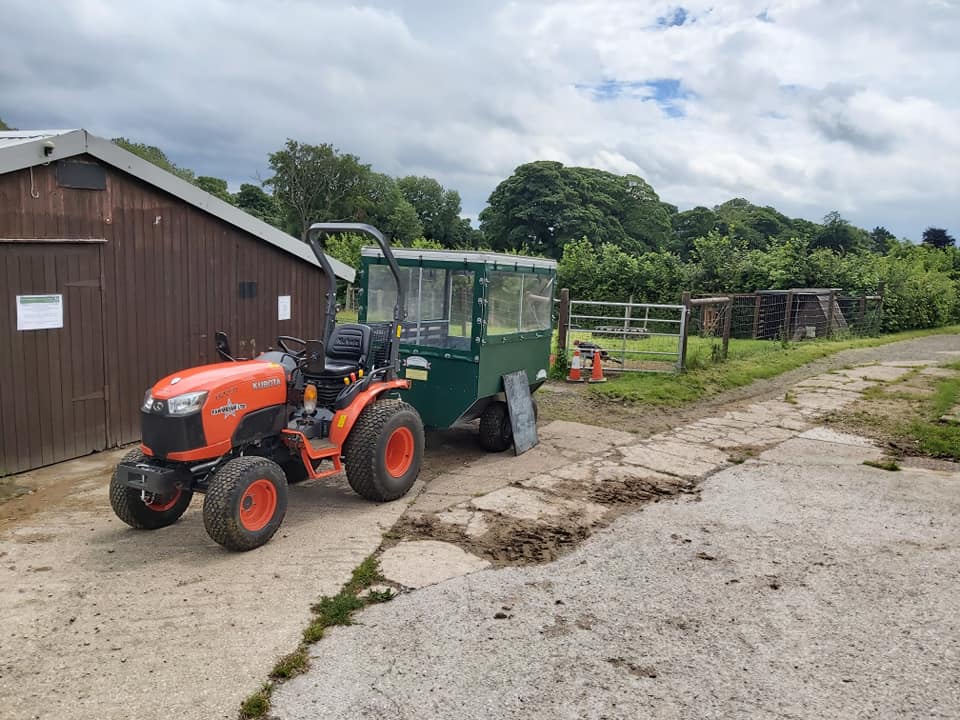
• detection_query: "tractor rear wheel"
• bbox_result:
[344,400,424,502]
[202,456,288,551]
[110,448,193,529]
[478,400,538,452]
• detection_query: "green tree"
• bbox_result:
[235,183,282,227]
[869,226,897,252]
[0,116,13,131]
[922,227,956,249]
[670,206,718,257]
[812,211,869,253]
[265,139,370,240]
[112,137,196,183]
[397,176,464,247]
[480,161,671,259]
[356,173,423,245]
[194,176,233,204]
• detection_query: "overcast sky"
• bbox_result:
[2,0,958,239]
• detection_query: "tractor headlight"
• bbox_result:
[142,390,154,412]
[166,391,208,416]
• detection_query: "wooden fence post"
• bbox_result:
[783,291,794,342]
[680,291,691,370]
[752,294,761,339]
[721,298,733,360]
[558,288,570,355]
[826,290,837,338]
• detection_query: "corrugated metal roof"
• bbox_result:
[0,130,74,149]
[0,129,355,282]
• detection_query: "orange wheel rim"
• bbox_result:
[385,427,415,478]
[240,479,277,532]
[146,488,181,512]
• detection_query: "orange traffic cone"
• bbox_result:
[566,347,583,382]
[588,351,607,383]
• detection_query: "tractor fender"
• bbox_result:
[328,379,411,447]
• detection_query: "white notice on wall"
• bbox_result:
[17,294,64,330]
[278,295,291,321]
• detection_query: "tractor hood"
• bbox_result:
[151,360,286,401]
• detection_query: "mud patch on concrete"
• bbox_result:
[588,475,695,505]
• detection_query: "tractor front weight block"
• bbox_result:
[116,461,191,498]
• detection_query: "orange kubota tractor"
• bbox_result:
[110,223,423,551]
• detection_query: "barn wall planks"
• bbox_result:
[0,157,327,473]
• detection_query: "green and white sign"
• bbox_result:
[16,294,63,331]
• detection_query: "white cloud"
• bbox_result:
[0,0,957,237]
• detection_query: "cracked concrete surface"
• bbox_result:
[380,361,935,590]
[272,362,960,719]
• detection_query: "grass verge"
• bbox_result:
[827,362,960,462]
[592,325,960,406]
[239,555,393,719]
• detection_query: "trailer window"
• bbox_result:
[367,264,475,350]
[487,271,553,335]
[366,265,417,323]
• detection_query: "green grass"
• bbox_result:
[910,368,960,459]
[590,325,960,407]
[239,684,273,719]
[269,646,309,680]
[242,555,395,718]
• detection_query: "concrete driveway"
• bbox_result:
[0,451,419,720]
[272,429,960,720]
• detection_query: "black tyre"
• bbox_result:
[344,400,424,502]
[109,448,193,530]
[479,401,513,452]
[202,456,288,551]
[478,400,538,453]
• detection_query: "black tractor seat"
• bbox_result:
[315,323,372,377]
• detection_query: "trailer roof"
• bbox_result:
[0,129,355,282]
[361,246,557,271]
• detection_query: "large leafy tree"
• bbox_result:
[812,211,870,253]
[479,161,671,258]
[194,176,234,204]
[235,183,282,227]
[265,140,370,240]
[922,227,956,249]
[397,176,464,247]
[0,116,13,131]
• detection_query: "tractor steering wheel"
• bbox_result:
[276,336,306,356]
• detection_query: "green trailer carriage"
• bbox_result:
[358,247,557,451]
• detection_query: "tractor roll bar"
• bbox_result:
[306,222,404,379]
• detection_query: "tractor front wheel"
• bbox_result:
[344,400,424,502]
[110,448,193,530]
[202,456,288,551]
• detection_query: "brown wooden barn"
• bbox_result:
[0,129,354,475]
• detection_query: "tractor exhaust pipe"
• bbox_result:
[306,223,404,379]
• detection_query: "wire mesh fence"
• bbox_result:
[702,290,883,342]
[557,287,884,374]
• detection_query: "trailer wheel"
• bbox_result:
[478,400,538,453]
[479,401,513,452]
[110,448,193,529]
[203,456,288,551]
[344,400,424,502]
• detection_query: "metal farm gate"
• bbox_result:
[558,292,687,372]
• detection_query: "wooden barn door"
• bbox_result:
[0,242,108,474]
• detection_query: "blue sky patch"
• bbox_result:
[657,7,690,28]
[577,78,695,117]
